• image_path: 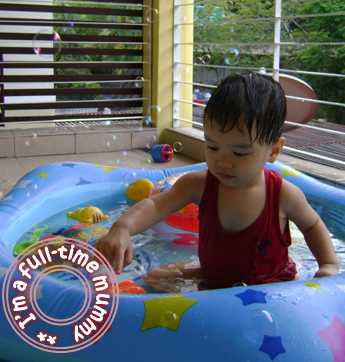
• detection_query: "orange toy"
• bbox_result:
[107,279,146,295]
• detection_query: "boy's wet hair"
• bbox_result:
[204,72,287,144]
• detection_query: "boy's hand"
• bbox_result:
[144,264,184,292]
[314,263,339,278]
[95,224,133,274]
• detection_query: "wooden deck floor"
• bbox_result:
[193,106,345,183]
[283,121,345,170]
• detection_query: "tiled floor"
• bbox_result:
[0,150,197,198]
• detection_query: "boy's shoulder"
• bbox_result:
[280,178,308,215]
[173,170,207,202]
[177,169,207,182]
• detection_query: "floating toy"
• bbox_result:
[13,240,34,256]
[39,224,109,245]
[151,144,173,162]
[1,161,345,362]
[107,279,146,295]
[12,227,47,256]
[67,206,108,224]
[127,178,154,202]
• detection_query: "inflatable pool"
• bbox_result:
[1,161,345,362]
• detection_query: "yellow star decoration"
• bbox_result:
[141,294,198,332]
[304,281,321,289]
[95,164,117,173]
[280,166,302,177]
[37,172,48,179]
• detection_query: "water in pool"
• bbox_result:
[14,196,345,293]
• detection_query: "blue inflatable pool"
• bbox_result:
[1,161,345,362]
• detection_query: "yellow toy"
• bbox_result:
[126,178,155,202]
[67,206,109,224]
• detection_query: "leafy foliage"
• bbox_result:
[194,0,345,123]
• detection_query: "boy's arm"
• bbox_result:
[96,171,205,272]
[281,180,339,277]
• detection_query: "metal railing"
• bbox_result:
[173,0,345,169]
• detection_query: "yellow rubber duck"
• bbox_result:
[126,178,154,202]
[67,206,109,224]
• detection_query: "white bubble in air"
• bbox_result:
[144,7,159,24]
[173,141,183,153]
[224,48,240,65]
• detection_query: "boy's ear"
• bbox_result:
[268,136,285,163]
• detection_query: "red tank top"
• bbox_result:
[198,169,297,289]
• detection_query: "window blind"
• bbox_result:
[0,0,148,124]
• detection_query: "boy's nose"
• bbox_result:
[216,160,233,170]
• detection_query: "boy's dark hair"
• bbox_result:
[203,72,287,144]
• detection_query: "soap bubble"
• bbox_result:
[224,48,240,65]
[173,106,179,118]
[106,141,111,148]
[112,135,117,141]
[145,135,157,151]
[24,140,31,147]
[143,116,153,127]
[122,172,132,185]
[122,151,128,157]
[135,76,144,88]
[151,135,157,143]
[144,8,159,24]
[243,309,277,344]
[173,141,183,153]
[148,105,161,115]
[62,20,75,32]
[160,310,178,327]
[33,30,62,58]
[32,133,37,139]
[175,63,192,80]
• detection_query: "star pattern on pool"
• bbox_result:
[259,335,286,360]
[61,163,76,168]
[95,164,116,173]
[235,289,267,306]
[304,281,321,289]
[279,165,301,177]
[76,178,92,186]
[141,295,198,332]
[319,316,345,362]
[38,172,49,179]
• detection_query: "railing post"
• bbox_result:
[172,0,194,129]
[273,0,282,81]
[150,0,174,135]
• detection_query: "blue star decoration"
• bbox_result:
[235,289,267,306]
[259,335,286,360]
[77,178,92,185]
[61,163,76,168]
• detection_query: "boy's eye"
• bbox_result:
[207,145,218,151]
[233,152,249,157]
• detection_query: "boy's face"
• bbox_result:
[204,123,284,188]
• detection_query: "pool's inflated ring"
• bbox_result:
[0,161,345,362]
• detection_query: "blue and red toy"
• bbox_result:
[151,144,173,162]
